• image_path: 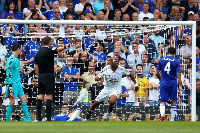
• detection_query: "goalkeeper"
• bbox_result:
[5,43,32,121]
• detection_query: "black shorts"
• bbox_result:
[38,73,55,95]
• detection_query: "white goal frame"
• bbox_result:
[0,19,196,121]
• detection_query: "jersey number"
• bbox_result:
[164,62,171,74]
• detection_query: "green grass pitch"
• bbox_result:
[0,121,200,133]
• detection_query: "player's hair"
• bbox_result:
[61,103,68,108]
[42,37,52,45]
[167,47,176,55]
[12,43,21,51]
[136,64,143,70]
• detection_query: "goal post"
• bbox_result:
[0,19,196,121]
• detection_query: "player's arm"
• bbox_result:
[155,70,161,80]
[35,64,39,77]
[177,72,182,93]
[128,72,139,91]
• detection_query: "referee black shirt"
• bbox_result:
[35,46,58,74]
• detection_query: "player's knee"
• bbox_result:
[108,100,115,105]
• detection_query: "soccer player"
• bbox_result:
[5,43,32,121]
[156,47,182,121]
[85,56,138,121]
[42,103,82,121]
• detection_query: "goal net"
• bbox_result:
[0,20,196,121]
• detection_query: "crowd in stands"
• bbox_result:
[0,0,200,107]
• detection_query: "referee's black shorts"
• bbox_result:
[38,73,55,95]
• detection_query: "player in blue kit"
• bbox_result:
[5,43,32,121]
[156,47,182,121]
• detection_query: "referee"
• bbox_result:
[35,37,68,121]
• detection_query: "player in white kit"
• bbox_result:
[85,56,138,120]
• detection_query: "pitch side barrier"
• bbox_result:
[0,105,199,121]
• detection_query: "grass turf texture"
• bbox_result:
[0,121,200,133]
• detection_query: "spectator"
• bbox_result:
[73,25,85,41]
[22,30,41,68]
[142,33,157,63]
[150,8,160,21]
[138,2,154,20]
[146,64,155,80]
[44,1,64,20]
[25,9,47,20]
[148,65,160,106]
[101,0,114,20]
[74,0,87,15]
[149,26,165,52]
[23,0,41,18]
[130,34,146,53]
[97,10,106,20]
[111,48,129,68]
[122,13,130,21]
[136,0,154,12]
[67,39,83,56]
[135,64,149,106]
[91,40,107,63]
[3,16,19,48]
[25,76,38,105]
[193,0,200,12]
[113,9,122,21]
[153,43,165,64]
[132,12,139,21]
[150,0,168,21]
[0,1,20,20]
[88,76,104,104]
[83,27,97,53]
[121,67,136,106]
[119,58,127,68]
[34,23,48,41]
[59,0,68,13]
[192,13,200,25]
[84,9,95,20]
[180,34,192,58]
[108,41,127,59]
[63,0,79,20]
[73,50,97,75]
[93,0,114,15]
[141,51,152,77]
[74,78,90,105]
[81,62,97,90]
[62,56,81,105]
[172,0,198,21]
[95,25,107,41]
[170,6,185,21]
[197,62,200,79]
[127,43,142,69]
[80,2,97,20]
[120,0,139,20]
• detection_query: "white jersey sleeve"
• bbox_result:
[118,65,130,76]
[97,65,109,78]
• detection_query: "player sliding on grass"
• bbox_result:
[42,103,82,121]
[85,56,138,121]
[156,47,182,121]
[5,43,32,121]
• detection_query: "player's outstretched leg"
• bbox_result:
[85,101,101,121]
[6,104,13,121]
[67,108,82,121]
[160,102,165,121]
[103,95,117,120]
[21,103,32,121]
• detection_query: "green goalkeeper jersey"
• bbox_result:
[5,55,21,84]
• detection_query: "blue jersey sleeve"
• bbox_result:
[176,60,181,73]
[157,60,161,71]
